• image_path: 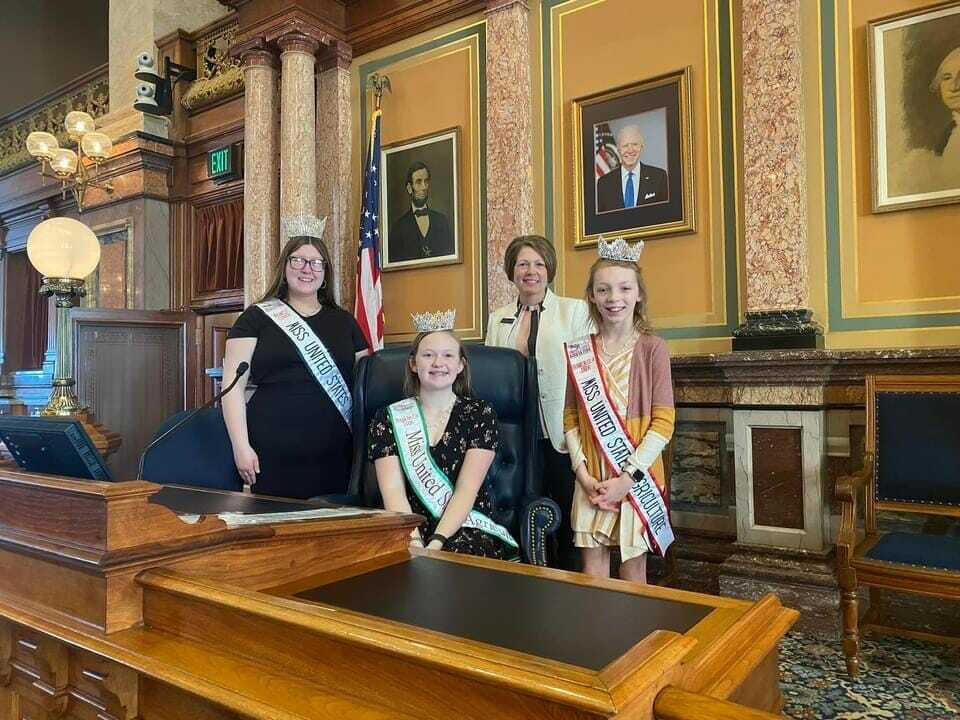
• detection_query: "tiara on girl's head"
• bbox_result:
[411,309,456,333]
[597,235,644,263]
[282,215,328,241]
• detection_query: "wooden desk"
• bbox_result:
[0,471,796,719]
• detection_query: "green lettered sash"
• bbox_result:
[387,398,519,554]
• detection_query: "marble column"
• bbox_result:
[238,45,280,306]
[485,0,535,310]
[317,42,353,307]
[279,33,320,233]
[733,0,821,350]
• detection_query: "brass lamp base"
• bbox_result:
[41,378,87,416]
[40,381,122,459]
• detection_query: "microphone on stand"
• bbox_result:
[136,361,249,482]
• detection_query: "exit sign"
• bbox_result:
[207,144,240,182]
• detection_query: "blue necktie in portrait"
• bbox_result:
[624,171,635,208]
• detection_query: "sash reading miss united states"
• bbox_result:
[257,299,352,429]
[387,398,519,555]
[564,336,674,556]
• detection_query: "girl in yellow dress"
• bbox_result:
[563,238,675,583]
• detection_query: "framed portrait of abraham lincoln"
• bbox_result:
[869,1,960,212]
[380,127,462,271]
[573,68,695,247]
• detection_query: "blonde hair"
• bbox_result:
[584,258,652,334]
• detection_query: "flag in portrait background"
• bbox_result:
[354,109,384,352]
[594,122,620,178]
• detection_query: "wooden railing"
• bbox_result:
[655,687,784,720]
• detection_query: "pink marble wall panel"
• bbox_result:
[485,0,535,310]
[317,64,353,308]
[741,0,809,311]
[241,51,280,306]
[280,39,319,227]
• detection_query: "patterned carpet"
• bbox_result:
[780,631,960,719]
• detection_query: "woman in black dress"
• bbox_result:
[368,328,518,560]
[221,233,368,499]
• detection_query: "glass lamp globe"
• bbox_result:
[27,218,101,280]
[26,131,59,159]
[65,110,96,138]
[80,132,112,160]
[50,148,78,176]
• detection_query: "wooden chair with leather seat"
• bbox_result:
[835,375,960,676]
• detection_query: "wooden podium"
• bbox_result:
[0,470,797,720]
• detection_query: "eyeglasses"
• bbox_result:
[288,256,324,271]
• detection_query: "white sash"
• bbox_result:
[564,336,674,556]
[257,299,352,429]
[387,398,519,552]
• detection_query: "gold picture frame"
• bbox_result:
[868,1,960,213]
[572,68,695,247]
[380,126,463,271]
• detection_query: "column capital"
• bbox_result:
[277,31,322,57]
[486,0,529,14]
[265,18,332,51]
[231,38,278,70]
[318,40,352,72]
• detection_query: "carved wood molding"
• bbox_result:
[237,6,341,52]
[345,0,486,56]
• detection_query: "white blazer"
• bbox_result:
[485,289,594,453]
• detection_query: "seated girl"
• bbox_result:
[367,310,519,560]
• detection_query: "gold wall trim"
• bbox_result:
[353,18,487,344]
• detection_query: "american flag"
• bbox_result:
[354,109,384,352]
[594,122,620,177]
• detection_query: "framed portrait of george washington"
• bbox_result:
[380,127,462,271]
[572,68,695,247]
[869,2,960,212]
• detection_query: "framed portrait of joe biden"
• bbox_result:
[868,2,960,212]
[573,68,695,247]
[380,127,461,270]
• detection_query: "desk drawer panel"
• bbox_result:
[67,648,138,720]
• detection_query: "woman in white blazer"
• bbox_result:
[485,235,593,569]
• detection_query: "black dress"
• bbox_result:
[367,396,516,560]
[227,301,367,499]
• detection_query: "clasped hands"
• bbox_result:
[576,464,634,511]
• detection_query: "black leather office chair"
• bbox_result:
[349,344,560,565]
[141,407,243,491]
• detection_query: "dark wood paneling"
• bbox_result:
[751,428,804,529]
[202,311,240,403]
[73,309,194,481]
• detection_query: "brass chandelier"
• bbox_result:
[25,111,114,212]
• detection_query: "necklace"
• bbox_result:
[599,331,637,357]
[422,396,456,442]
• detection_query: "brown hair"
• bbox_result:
[259,236,339,308]
[503,235,557,284]
[403,331,473,397]
[585,258,652,334]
